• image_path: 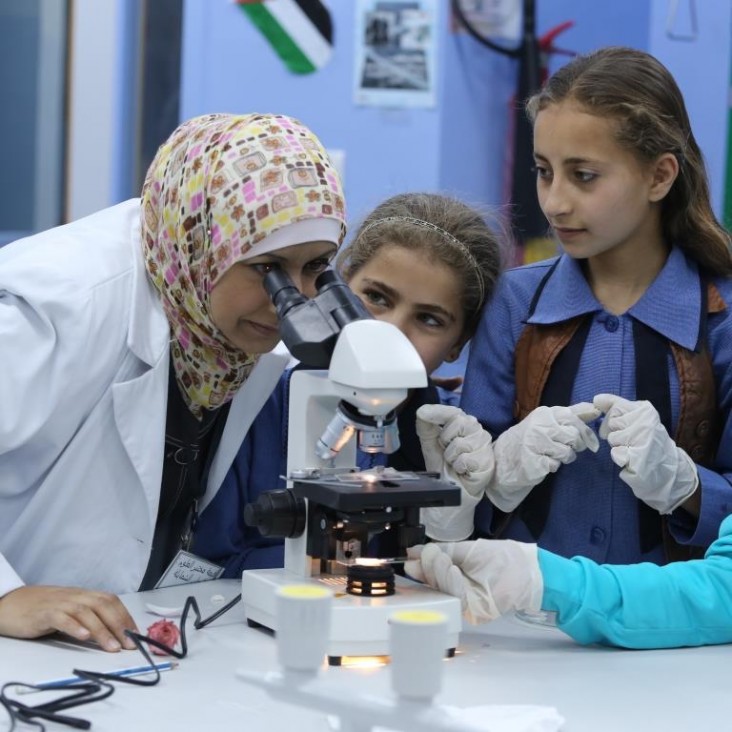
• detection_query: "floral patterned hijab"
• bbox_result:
[140,113,346,416]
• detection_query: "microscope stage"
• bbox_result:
[292,474,461,511]
[242,568,462,661]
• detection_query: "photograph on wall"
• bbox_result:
[353,0,437,108]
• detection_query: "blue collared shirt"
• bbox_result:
[462,247,732,564]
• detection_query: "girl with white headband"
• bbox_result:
[192,192,505,573]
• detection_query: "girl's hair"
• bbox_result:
[337,193,505,337]
[526,46,732,277]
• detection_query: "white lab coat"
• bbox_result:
[0,200,290,595]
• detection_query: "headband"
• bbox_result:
[358,215,486,310]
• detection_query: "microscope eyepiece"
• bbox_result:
[315,270,371,327]
[263,267,307,320]
[314,269,338,288]
[263,266,372,368]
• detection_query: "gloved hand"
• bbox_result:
[416,405,494,541]
[593,393,699,514]
[404,539,543,624]
[416,404,495,494]
[487,403,601,513]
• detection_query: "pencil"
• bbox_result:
[17,661,178,693]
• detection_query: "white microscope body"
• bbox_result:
[242,314,463,663]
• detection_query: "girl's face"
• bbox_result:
[347,244,466,375]
[209,240,336,353]
[533,100,669,264]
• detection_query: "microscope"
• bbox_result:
[241,268,463,664]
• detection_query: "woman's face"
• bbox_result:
[347,244,466,375]
[209,240,336,354]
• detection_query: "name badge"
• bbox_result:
[154,550,224,589]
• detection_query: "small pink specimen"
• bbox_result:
[147,619,180,656]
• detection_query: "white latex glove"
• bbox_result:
[404,540,543,624]
[416,404,495,494]
[416,405,494,541]
[593,393,699,514]
[487,403,601,513]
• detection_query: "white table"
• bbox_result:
[0,579,726,731]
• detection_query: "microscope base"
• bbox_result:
[242,569,462,663]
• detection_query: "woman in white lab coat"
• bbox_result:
[0,113,346,651]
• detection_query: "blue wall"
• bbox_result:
[180,0,731,228]
[437,0,651,216]
[649,0,732,215]
[181,1,443,226]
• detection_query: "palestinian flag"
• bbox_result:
[237,0,333,74]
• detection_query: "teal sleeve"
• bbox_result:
[537,516,732,649]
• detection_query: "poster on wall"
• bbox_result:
[353,0,437,108]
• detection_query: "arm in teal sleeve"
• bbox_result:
[538,516,732,649]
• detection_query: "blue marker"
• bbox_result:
[19,661,178,692]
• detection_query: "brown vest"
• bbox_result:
[505,282,726,562]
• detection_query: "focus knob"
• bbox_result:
[243,489,306,538]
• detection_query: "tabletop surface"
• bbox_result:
[0,579,727,731]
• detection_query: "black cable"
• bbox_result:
[1,592,243,728]
[196,592,242,628]
[74,593,243,685]
[1,679,113,731]
[0,696,19,732]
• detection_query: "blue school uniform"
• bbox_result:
[540,514,732,648]
[462,247,732,564]
[191,374,289,577]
